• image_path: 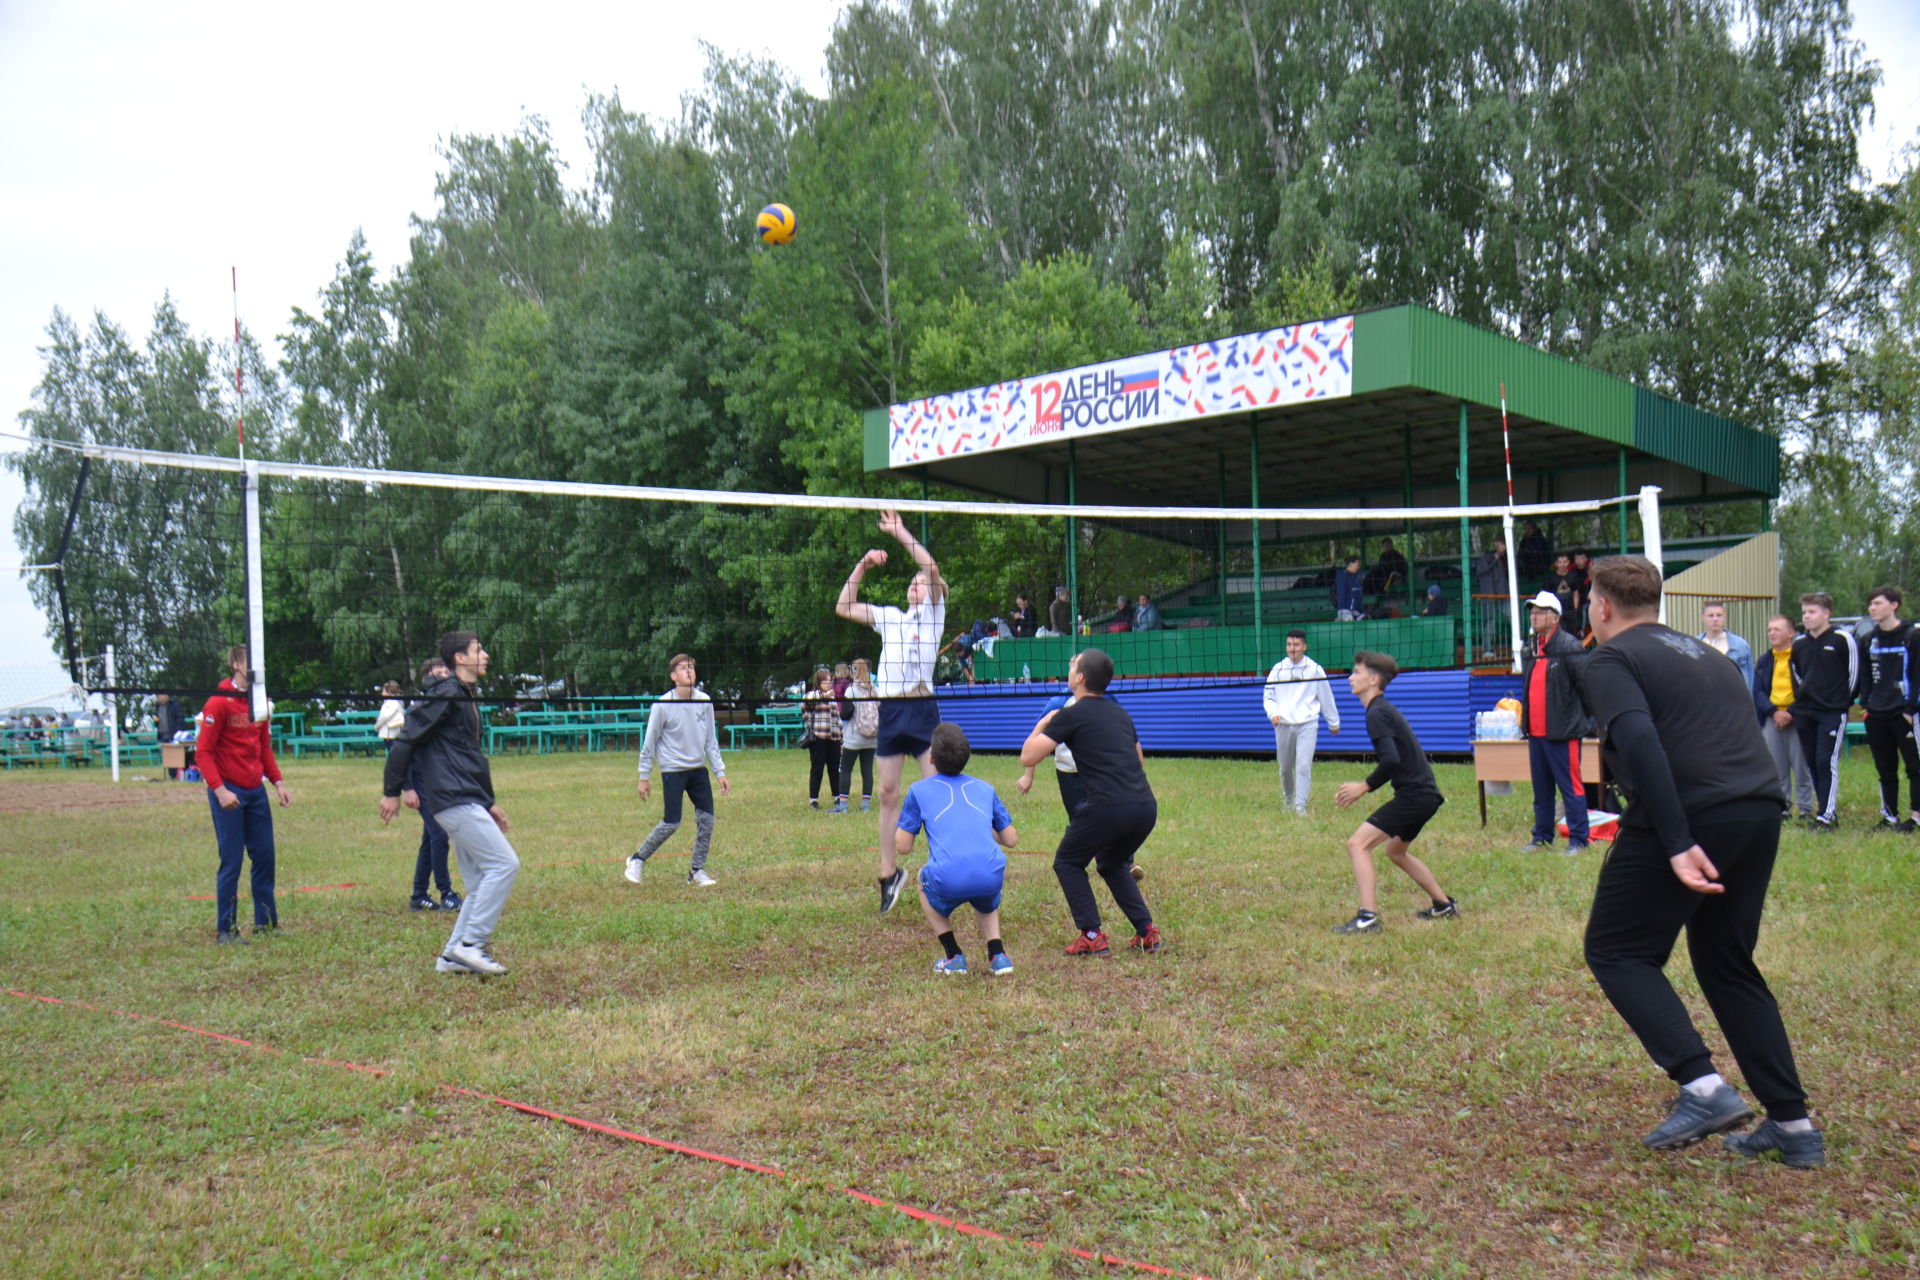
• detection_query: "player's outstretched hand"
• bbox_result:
[1334,781,1368,809]
[877,509,906,541]
[1668,845,1724,895]
[862,548,889,571]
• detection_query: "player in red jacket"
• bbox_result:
[199,644,292,943]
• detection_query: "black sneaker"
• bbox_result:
[1333,911,1381,935]
[878,868,907,915]
[1896,819,1919,834]
[1415,897,1460,920]
[408,894,440,912]
[1642,1084,1754,1150]
[1724,1118,1826,1169]
[439,891,463,911]
[1807,816,1836,834]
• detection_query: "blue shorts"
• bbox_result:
[919,870,1003,919]
[876,697,940,759]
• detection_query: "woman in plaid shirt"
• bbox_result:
[802,667,845,810]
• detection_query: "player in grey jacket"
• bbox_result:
[625,653,730,887]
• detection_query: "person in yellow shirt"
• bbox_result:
[1752,614,1813,819]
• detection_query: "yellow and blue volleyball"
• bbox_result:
[755,202,797,245]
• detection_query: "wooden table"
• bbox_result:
[1471,738,1604,827]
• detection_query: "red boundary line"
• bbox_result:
[7,988,1212,1279]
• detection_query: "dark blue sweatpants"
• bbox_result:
[210,782,276,933]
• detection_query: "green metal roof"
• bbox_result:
[865,304,1780,507]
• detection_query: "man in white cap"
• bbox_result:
[1519,589,1593,854]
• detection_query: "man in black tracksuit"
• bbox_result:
[1790,592,1858,829]
[1578,556,1822,1167]
[1859,586,1920,831]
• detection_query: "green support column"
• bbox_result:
[1458,402,1472,663]
[1760,499,1772,532]
[1217,452,1229,628]
[1066,442,1079,636]
[1250,424,1264,669]
[1403,426,1416,611]
[1617,448,1629,552]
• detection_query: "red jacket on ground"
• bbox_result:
[198,678,281,791]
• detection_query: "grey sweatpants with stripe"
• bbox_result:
[434,802,520,950]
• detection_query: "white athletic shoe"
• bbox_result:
[435,954,476,974]
[624,855,645,885]
[688,868,717,887]
[444,941,507,975]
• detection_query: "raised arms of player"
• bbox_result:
[878,508,944,602]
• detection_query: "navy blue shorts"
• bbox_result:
[876,698,940,759]
[919,868,1003,918]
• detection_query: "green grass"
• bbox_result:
[3,750,1917,1278]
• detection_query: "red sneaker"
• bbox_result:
[1063,930,1111,957]
[1130,925,1165,953]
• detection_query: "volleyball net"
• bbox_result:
[15,437,1665,713]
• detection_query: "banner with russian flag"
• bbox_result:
[886,316,1353,467]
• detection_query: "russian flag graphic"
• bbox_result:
[1119,369,1159,394]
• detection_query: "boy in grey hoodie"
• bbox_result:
[625,653,730,886]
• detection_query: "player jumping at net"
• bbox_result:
[895,723,1019,975]
[380,632,520,977]
[1331,651,1459,934]
[626,653,729,887]
[835,509,946,914]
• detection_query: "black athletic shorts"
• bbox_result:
[1365,792,1444,842]
[876,697,940,759]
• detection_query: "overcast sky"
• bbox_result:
[3,0,1916,672]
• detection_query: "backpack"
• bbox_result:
[852,683,879,739]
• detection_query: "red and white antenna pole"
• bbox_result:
[232,266,245,460]
[1499,381,1523,672]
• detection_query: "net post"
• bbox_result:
[243,461,269,722]
[1638,486,1665,624]
[1502,513,1523,673]
[1617,448,1629,552]
[105,644,121,781]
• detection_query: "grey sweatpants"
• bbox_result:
[1760,718,1814,817]
[434,802,520,950]
[1272,721,1320,812]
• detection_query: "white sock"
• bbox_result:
[1681,1073,1725,1098]
[1776,1117,1814,1133]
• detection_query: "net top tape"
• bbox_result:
[10,432,1656,523]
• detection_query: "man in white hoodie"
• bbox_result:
[1263,629,1342,813]
[625,653,730,887]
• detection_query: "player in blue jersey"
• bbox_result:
[895,723,1020,975]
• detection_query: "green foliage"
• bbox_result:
[8,0,1904,695]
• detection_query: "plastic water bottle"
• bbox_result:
[1021,663,1032,683]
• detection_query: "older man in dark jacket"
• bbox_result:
[1520,590,1593,853]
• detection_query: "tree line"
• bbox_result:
[9,0,1915,699]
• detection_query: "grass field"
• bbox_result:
[3,748,1917,1279]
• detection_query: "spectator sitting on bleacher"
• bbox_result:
[1366,538,1408,595]
[1107,595,1134,633]
[1422,584,1449,617]
[1134,594,1164,632]
[1333,556,1366,621]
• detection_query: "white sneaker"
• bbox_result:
[435,954,476,974]
[444,941,507,975]
[688,868,717,887]
[624,855,645,885]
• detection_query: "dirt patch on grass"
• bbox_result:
[0,777,204,816]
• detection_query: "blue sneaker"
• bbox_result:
[934,953,968,975]
[1643,1084,1754,1150]
[989,952,1013,976]
[827,798,849,814]
[1724,1118,1826,1168]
